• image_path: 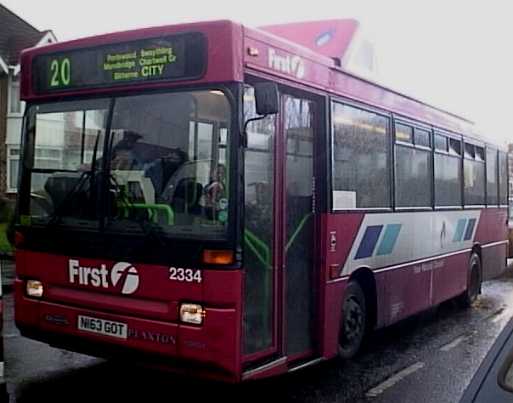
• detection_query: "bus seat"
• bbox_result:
[172,178,203,220]
[44,173,82,209]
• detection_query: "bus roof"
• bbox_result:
[20,19,495,146]
[243,22,489,143]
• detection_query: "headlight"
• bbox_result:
[179,303,205,325]
[26,280,44,298]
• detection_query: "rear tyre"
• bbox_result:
[458,252,481,308]
[338,281,367,359]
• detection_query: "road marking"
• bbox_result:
[492,311,509,323]
[440,336,465,352]
[486,307,505,321]
[3,333,19,339]
[365,362,425,398]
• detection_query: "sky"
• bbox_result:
[3,0,512,146]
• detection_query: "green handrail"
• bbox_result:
[285,213,312,252]
[244,229,271,269]
[244,212,312,268]
[119,203,174,225]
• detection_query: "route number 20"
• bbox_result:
[50,58,71,87]
[169,267,202,283]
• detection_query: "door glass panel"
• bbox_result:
[285,96,315,355]
[243,86,275,354]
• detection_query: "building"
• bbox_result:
[0,4,56,197]
[509,143,513,203]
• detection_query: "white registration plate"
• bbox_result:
[77,315,127,339]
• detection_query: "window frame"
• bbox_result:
[393,119,433,210]
[433,130,464,210]
[7,145,20,193]
[7,74,24,117]
[7,144,64,193]
[330,97,392,212]
[414,127,431,150]
[395,122,413,145]
[485,146,499,207]
[499,150,509,207]
[463,139,486,207]
[327,99,505,213]
[18,85,240,244]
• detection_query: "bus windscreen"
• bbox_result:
[32,32,206,93]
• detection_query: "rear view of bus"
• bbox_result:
[14,22,248,381]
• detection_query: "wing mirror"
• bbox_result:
[254,82,279,115]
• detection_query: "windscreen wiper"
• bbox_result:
[46,131,102,227]
[45,169,97,227]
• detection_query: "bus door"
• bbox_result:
[281,93,318,360]
[242,84,320,364]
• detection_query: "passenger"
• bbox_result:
[203,164,226,210]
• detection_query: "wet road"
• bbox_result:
[5,268,513,403]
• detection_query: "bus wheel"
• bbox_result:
[338,281,367,359]
[458,252,481,308]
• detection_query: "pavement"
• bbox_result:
[0,257,14,293]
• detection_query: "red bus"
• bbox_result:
[14,20,509,381]
[0,262,7,401]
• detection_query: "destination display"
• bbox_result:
[32,32,206,93]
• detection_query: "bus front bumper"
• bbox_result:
[14,280,241,382]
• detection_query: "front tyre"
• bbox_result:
[458,252,481,308]
[338,281,367,359]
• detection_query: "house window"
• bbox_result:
[7,147,20,192]
[7,146,62,192]
[9,76,22,114]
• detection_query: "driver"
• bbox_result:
[144,147,189,197]
[110,131,144,171]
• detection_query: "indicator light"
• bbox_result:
[202,249,234,265]
[26,280,44,298]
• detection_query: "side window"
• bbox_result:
[415,128,431,148]
[332,102,390,209]
[395,123,413,143]
[486,148,499,206]
[464,143,485,206]
[434,134,462,207]
[499,151,508,205]
[395,123,432,208]
[434,134,448,152]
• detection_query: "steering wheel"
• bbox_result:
[29,192,54,217]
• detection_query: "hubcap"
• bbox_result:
[342,297,364,346]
